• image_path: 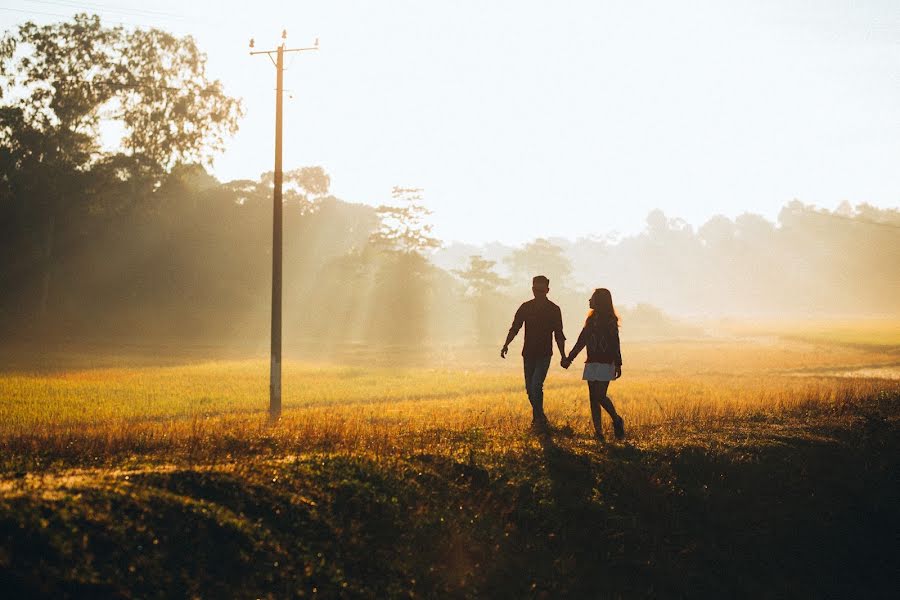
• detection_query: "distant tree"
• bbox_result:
[366,187,441,346]
[369,187,440,255]
[454,255,508,297]
[260,166,332,215]
[454,255,509,342]
[505,238,572,290]
[698,215,735,248]
[633,209,702,310]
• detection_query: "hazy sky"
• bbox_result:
[2,0,899,244]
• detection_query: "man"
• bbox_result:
[501,275,566,426]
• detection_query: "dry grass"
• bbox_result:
[715,317,900,348]
[2,338,897,470]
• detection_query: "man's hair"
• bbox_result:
[532,275,550,287]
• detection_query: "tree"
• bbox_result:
[0,14,242,320]
[115,27,242,183]
[454,255,508,297]
[0,15,120,318]
[505,238,572,290]
[260,165,331,215]
[369,187,440,255]
[454,255,509,343]
[366,187,441,346]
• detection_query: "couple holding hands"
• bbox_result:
[501,275,625,441]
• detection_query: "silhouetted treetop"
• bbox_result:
[370,186,440,255]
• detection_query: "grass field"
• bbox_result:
[1,335,899,598]
[716,317,900,349]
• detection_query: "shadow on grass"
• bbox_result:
[523,417,900,599]
[0,407,897,599]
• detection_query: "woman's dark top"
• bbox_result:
[567,314,622,366]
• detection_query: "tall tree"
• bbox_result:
[0,14,242,320]
[0,15,121,318]
[115,27,242,183]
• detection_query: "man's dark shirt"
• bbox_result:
[508,298,565,358]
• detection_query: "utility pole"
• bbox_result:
[250,31,319,421]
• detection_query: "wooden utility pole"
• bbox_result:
[250,31,319,421]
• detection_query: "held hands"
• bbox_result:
[560,357,571,369]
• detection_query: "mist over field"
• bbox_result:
[2,161,898,359]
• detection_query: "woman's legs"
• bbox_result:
[599,388,625,440]
[587,380,609,437]
[598,393,619,420]
[588,380,624,439]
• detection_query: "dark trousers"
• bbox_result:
[587,380,619,435]
[523,355,552,420]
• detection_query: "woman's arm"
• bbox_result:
[611,323,623,378]
[612,324,622,367]
[565,327,588,364]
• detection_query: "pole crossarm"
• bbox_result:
[250,46,319,56]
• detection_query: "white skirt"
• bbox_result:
[582,362,616,381]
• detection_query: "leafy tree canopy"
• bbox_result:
[0,13,243,190]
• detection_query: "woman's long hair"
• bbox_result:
[586,288,619,327]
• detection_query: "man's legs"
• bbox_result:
[525,355,551,422]
[523,357,534,397]
[523,357,537,417]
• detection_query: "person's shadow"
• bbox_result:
[530,428,654,596]
[534,428,597,513]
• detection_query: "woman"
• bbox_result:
[562,288,625,441]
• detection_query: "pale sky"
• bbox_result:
[2,0,899,244]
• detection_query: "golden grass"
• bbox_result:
[2,338,897,470]
[716,317,900,347]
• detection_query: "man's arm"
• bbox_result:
[554,306,566,358]
[501,304,525,358]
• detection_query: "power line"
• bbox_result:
[1,6,75,20]
[25,0,190,21]
[4,1,194,29]
[0,5,152,28]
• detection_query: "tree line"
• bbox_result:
[438,201,900,319]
